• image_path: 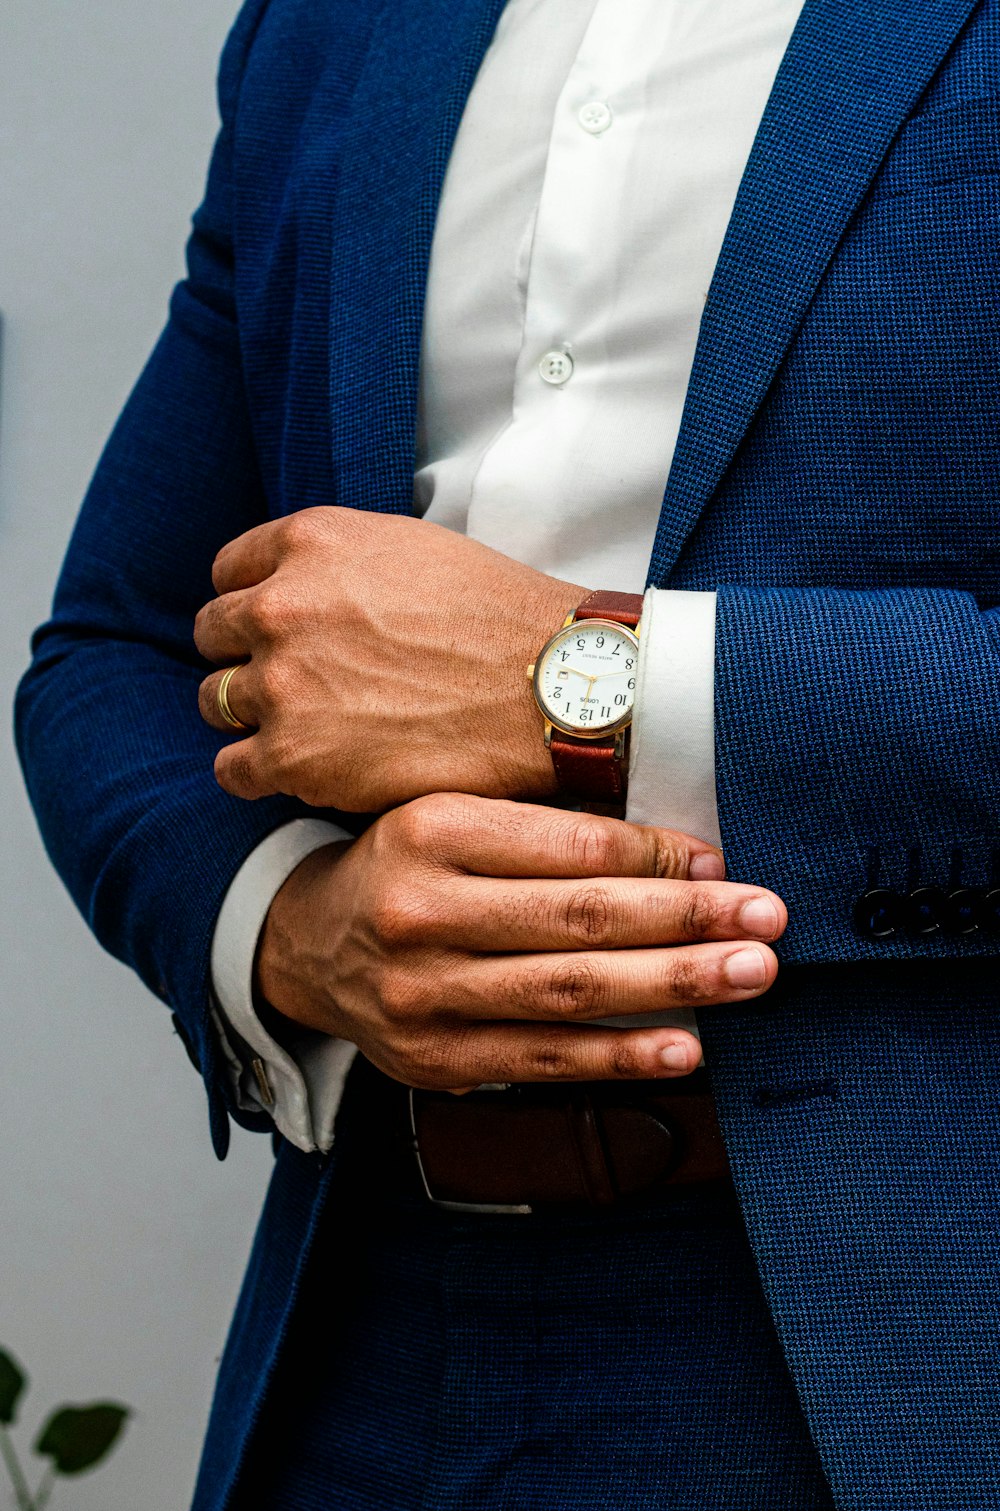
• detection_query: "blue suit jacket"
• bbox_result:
[16,0,1000,1504]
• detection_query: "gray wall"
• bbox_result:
[1,4,274,1507]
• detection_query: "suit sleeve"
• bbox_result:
[13,0,330,1158]
[713,585,1000,964]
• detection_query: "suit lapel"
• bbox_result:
[327,0,508,516]
[646,0,981,585]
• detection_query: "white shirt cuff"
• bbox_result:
[619,587,719,1039]
[210,818,357,1154]
[628,588,720,845]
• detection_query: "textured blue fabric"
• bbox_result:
[235,1059,835,1511]
[14,0,1000,1505]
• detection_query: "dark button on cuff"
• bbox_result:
[980,887,1000,930]
[854,888,903,939]
[945,887,983,935]
[906,885,948,936]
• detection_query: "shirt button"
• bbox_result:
[578,100,612,135]
[538,350,574,386]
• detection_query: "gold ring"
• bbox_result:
[217,665,250,731]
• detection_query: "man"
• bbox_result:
[16,0,1000,1505]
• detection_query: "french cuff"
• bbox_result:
[210,817,356,1154]
[619,587,720,1042]
[628,588,721,845]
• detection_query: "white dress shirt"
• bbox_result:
[211,0,805,1153]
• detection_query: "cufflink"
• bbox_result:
[251,1057,275,1106]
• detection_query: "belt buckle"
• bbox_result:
[408,1086,534,1216]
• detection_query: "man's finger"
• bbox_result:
[432,942,777,1023]
[199,664,260,735]
[406,1021,705,1088]
[399,793,724,882]
[214,738,273,800]
[193,588,257,664]
[429,876,785,952]
[212,520,284,595]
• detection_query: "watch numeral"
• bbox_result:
[614,693,627,706]
[625,658,635,670]
[628,678,636,690]
[576,637,586,649]
[611,644,620,656]
[600,705,611,718]
[579,708,592,722]
[552,687,562,698]
[596,633,605,647]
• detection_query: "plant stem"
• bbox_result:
[31,1467,55,1511]
[0,1425,34,1511]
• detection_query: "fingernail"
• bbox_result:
[660,1043,691,1070]
[724,947,767,990]
[739,897,779,939]
[689,851,725,881]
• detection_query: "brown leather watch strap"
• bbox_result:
[573,589,643,627]
[547,590,643,805]
[549,736,628,801]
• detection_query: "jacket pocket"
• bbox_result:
[870,95,1000,200]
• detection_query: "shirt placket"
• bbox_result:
[467,0,679,576]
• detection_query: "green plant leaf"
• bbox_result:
[0,1350,27,1426]
[33,1403,130,1476]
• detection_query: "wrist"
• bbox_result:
[254,839,353,1033]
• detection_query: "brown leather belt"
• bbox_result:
[409,1069,730,1215]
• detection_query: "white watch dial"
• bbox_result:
[533,619,639,736]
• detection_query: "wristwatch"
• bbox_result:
[527,590,643,805]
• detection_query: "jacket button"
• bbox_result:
[906,885,948,936]
[980,887,1000,930]
[945,887,982,935]
[854,888,903,939]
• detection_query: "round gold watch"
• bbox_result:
[526,590,643,804]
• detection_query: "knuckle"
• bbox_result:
[375,963,422,1023]
[214,747,248,797]
[567,818,617,875]
[529,1036,574,1080]
[421,791,475,848]
[546,957,603,1019]
[391,792,454,852]
[662,950,703,1004]
[281,510,318,550]
[562,884,613,946]
[605,1041,643,1080]
[399,1031,455,1089]
[210,549,232,592]
[649,832,685,879]
[253,659,285,706]
[679,886,720,940]
[212,749,233,792]
[250,583,294,636]
[371,888,433,947]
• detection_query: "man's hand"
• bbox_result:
[255,795,787,1089]
[195,506,583,811]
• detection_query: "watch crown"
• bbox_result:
[526,663,535,679]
